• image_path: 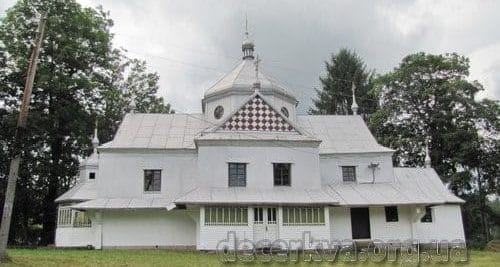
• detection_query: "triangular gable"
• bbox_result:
[220,94,297,132]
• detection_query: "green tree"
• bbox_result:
[0,0,171,245]
[369,52,499,246]
[310,48,377,115]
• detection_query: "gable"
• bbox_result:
[221,95,296,132]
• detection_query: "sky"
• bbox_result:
[1,0,500,113]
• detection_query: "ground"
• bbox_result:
[2,249,498,266]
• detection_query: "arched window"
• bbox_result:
[280,107,289,118]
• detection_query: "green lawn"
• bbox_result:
[2,249,498,267]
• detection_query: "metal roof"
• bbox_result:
[101,113,391,154]
[55,181,97,203]
[203,59,297,102]
[326,168,464,206]
[296,115,394,154]
[71,198,172,210]
[174,187,339,205]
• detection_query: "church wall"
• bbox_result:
[319,152,395,184]
[97,151,198,200]
[197,145,321,189]
[101,209,196,248]
[414,204,465,243]
[55,227,95,247]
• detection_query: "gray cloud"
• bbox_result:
[2,0,499,112]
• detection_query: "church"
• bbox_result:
[54,31,465,250]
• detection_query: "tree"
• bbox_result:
[369,52,499,246]
[0,0,172,246]
[310,48,377,115]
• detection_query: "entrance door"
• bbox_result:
[351,207,371,239]
[253,207,278,244]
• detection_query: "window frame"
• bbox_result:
[282,207,325,226]
[273,163,292,186]
[342,166,357,182]
[204,207,248,226]
[421,206,433,223]
[228,163,247,187]
[384,206,399,222]
[89,172,96,180]
[143,169,162,192]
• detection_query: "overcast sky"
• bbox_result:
[1,0,499,113]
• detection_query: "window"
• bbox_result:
[342,166,356,182]
[204,207,248,226]
[274,163,291,186]
[385,206,399,222]
[89,172,95,179]
[228,163,246,187]
[421,206,433,223]
[73,211,91,227]
[144,170,161,192]
[57,207,72,226]
[57,207,91,228]
[281,107,289,118]
[214,105,224,119]
[282,207,325,225]
[254,208,264,224]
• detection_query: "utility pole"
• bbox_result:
[0,11,47,261]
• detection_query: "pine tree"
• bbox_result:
[310,48,376,115]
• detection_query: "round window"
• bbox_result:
[214,106,224,119]
[281,107,289,118]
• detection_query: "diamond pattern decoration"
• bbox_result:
[221,95,296,132]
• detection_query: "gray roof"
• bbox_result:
[175,187,339,205]
[55,181,97,203]
[71,198,172,210]
[102,113,391,154]
[326,168,464,206]
[204,59,297,101]
[297,115,393,154]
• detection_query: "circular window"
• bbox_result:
[281,107,289,118]
[214,106,224,119]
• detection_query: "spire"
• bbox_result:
[92,119,99,154]
[424,143,431,168]
[242,16,254,60]
[351,82,359,115]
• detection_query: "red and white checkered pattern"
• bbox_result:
[222,95,295,132]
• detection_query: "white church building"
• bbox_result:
[55,32,465,250]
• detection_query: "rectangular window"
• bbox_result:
[89,172,96,179]
[228,163,246,187]
[57,207,72,227]
[274,163,291,186]
[144,170,161,192]
[421,206,433,223]
[342,166,356,182]
[282,207,325,225]
[204,207,248,226]
[385,206,399,222]
[73,211,91,227]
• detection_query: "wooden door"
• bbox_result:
[350,207,371,239]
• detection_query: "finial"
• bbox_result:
[351,82,359,115]
[129,94,137,113]
[424,143,431,168]
[242,16,254,60]
[92,119,99,153]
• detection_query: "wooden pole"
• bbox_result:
[0,11,47,261]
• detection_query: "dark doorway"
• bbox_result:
[351,207,371,239]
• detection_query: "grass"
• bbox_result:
[1,248,499,266]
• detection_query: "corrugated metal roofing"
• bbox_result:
[174,187,339,205]
[55,181,97,203]
[71,198,172,210]
[296,115,393,154]
[204,59,296,101]
[101,113,391,154]
[326,168,464,206]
